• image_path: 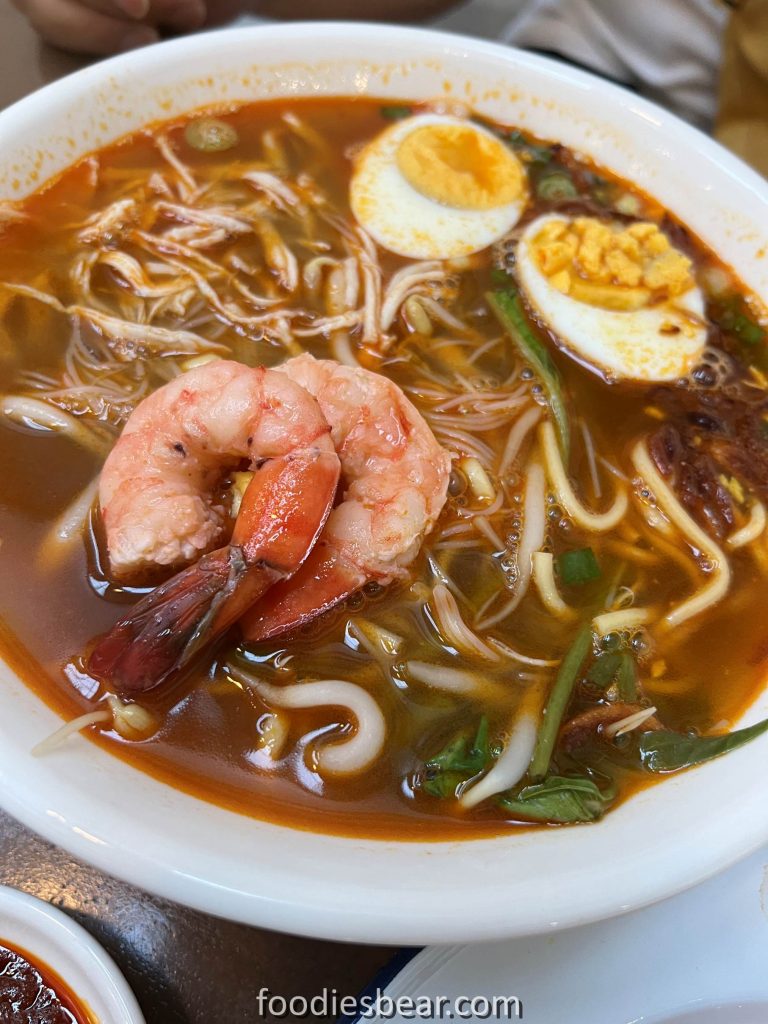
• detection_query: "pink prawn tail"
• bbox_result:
[88,449,340,693]
[240,541,366,643]
[87,544,268,695]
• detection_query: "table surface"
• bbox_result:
[0,5,393,1022]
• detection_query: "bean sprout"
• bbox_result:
[460,713,537,809]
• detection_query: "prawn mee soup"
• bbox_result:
[0,97,767,839]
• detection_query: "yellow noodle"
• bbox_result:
[540,421,628,531]
[631,441,731,629]
[593,607,653,635]
[532,551,575,619]
[231,669,385,777]
[603,538,660,566]
[727,500,767,549]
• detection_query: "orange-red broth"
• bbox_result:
[0,98,765,839]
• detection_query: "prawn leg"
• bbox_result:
[88,450,340,693]
[241,541,366,642]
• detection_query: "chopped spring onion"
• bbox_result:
[380,104,412,120]
[529,624,593,779]
[713,297,766,347]
[502,129,554,163]
[730,313,765,346]
[613,192,643,217]
[535,171,578,202]
[184,118,239,152]
[557,547,601,586]
[487,288,570,459]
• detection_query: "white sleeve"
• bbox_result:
[433,0,729,129]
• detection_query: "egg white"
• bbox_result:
[516,214,708,382]
[350,114,527,260]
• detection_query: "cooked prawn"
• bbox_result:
[88,359,340,693]
[242,353,451,641]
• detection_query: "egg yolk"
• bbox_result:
[396,123,525,211]
[531,217,695,311]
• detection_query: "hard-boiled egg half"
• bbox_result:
[350,114,528,260]
[516,214,708,382]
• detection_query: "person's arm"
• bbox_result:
[256,0,459,20]
[10,0,206,53]
[13,0,461,55]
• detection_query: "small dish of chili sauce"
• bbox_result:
[0,940,93,1023]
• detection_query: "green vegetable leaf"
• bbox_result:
[487,288,570,458]
[422,768,468,800]
[557,547,601,586]
[422,717,494,799]
[380,104,412,120]
[639,715,768,772]
[499,775,614,823]
[428,735,470,771]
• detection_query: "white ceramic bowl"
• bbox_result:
[0,885,144,1022]
[1,23,767,945]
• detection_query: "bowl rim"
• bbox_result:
[1,21,767,946]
